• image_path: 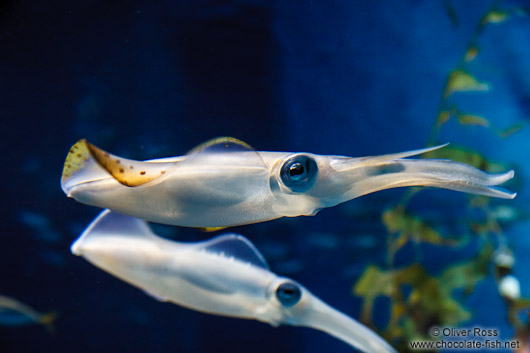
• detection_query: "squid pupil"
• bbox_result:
[276,282,301,307]
[289,163,305,178]
[280,155,318,192]
[284,287,295,295]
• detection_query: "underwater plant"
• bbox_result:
[353,1,529,351]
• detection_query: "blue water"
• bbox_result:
[2,1,530,352]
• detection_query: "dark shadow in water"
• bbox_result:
[160,1,285,148]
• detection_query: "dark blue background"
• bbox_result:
[1,0,529,352]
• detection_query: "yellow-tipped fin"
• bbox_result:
[62,139,173,188]
[61,139,112,195]
[62,139,92,182]
[85,142,170,187]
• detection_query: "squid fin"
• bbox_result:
[86,141,172,187]
[187,136,256,155]
[198,233,270,270]
[184,137,267,168]
[62,139,92,181]
[61,139,174,189]
[71,210,155,255]
[61,139,110,196]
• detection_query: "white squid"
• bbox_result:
[71,210,397,353]
[61,137,515,228]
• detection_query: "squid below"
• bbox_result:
[61,137,516,228]
[71,210,397,353]
[0,295,57,332]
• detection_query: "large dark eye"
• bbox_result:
[276,282,302,307]
[280,155,318,192]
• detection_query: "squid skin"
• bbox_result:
[71,210,397,353]
[61,138,516,228]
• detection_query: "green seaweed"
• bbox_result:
[352,1,528,351]
[354,245,493,350]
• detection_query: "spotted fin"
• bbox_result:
[61,139,174,189]
[62,139,92,181]
[198,233,270,270]
[61,139,111,196]
[85,141,173,187]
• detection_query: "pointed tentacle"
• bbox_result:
[345,159,516,199]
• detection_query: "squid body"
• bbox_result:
[72,210,397,353]
[61,137,516,228]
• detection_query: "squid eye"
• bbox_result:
[276,282,302,307]
[280,155,318,192]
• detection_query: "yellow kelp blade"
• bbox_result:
[61,139,172,188]
[457,114,490,127]
[444,70,489,97]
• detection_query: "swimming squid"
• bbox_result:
[61,137,516,228]
[0,295,57,332]
[71,210,397,353]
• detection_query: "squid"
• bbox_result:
[61,137,515,228]
[71,210,397,353]
[0,295,57,332]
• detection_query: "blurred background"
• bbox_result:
[1,0,529,352]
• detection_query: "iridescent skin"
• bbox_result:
[72,210,397,353]
[61,138,515,228]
